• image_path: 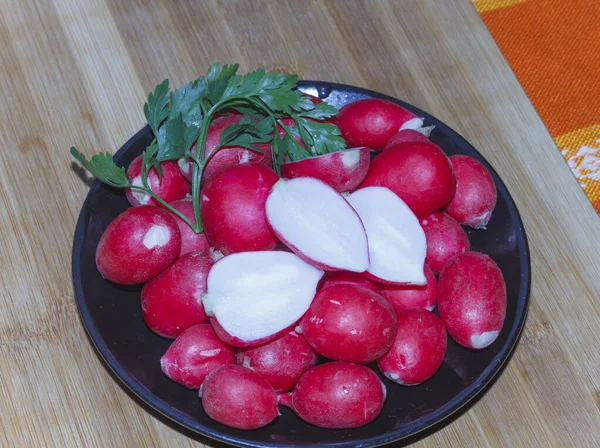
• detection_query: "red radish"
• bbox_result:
[96,205,180,285]
[320,271,379,293]
[419,211,470,274]
[141,250,214,338]
[125,155,190,207]
[236,331,318,392]
[444,155,497,229]
[278,362,385,428]
[299,284,397,364]
[377,309,447,385]
[360,141,456,217]
[346,187,426,285]
[265,177,369,272]
[383,129,430,149]
[160,324,235,389]
[380,264,437,314]
[168,199,210,257]
[281,147,370,193]
[201,163,279,255]
[179,115,273,184]
[202,251,323,348]
[338,98,420,150]
[201,365,278,430]
[437,252,507,350]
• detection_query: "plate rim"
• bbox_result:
[72,80,531,448]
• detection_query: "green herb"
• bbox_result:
[71,62,347,235]
[218,116,273,153]
[294,118,346,156]
[169,79,206,127]
[143,79,170,135]
[70,148,130,188]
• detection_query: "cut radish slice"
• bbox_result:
[202,251,324,347]
[265,178,370,272]
[346,187,426,285]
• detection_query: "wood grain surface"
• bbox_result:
[1,0,599,447]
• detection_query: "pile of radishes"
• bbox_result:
[93,96,506,431]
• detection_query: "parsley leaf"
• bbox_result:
[184,124,201,154]
[207,63,239,105]
[156,114,200,162]
[70,147,130,188]
[218,68,313,116]
[275,123,312,166]
[144,79,170,135]
[297,101,339,120]
[294,117,347,156]
[228,102,268,120]
[218,116,273,153]
[169,78,206,127]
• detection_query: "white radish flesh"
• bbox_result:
[346,187,426,285]
[202,251,324,346]
[265,178,369,272]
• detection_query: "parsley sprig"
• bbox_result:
[71,63,346,234]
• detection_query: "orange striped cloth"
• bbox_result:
[474,0,600,213]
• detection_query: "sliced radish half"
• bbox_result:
[265,178,370,272]
[202,251,324,347]
[346,187,426,285]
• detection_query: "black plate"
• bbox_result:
[72,82,530,447]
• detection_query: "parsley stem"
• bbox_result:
[190,158,204,233]
[185,102,218,234]
[128,185,199,231]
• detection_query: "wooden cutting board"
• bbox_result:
[1,0,599,446]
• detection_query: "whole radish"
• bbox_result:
[141,250,214,338]
[281,147,370,193]
[377,309,447,385]
[338,98,420,149]
[438,252,507,349]
[236,331,318,392]
[265,177,369,272]
[96,205,181,285]
[300,284,397,364]
[180,115,273,184]
[419,211,470,274]
[125,155,190,207]
[380,264,437,314]
[201,365,279,430]
[278,362,386,428]
[168,198,210,257]
[161,324,235,389]
[202,251,323,348]
[320,271,379,293]
[444,155,497,229]
[201,163,279,255]
[360,141,456,217]
[383,129,430,149]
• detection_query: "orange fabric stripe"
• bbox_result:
[475,0,600,214]
[479,1,600,137]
